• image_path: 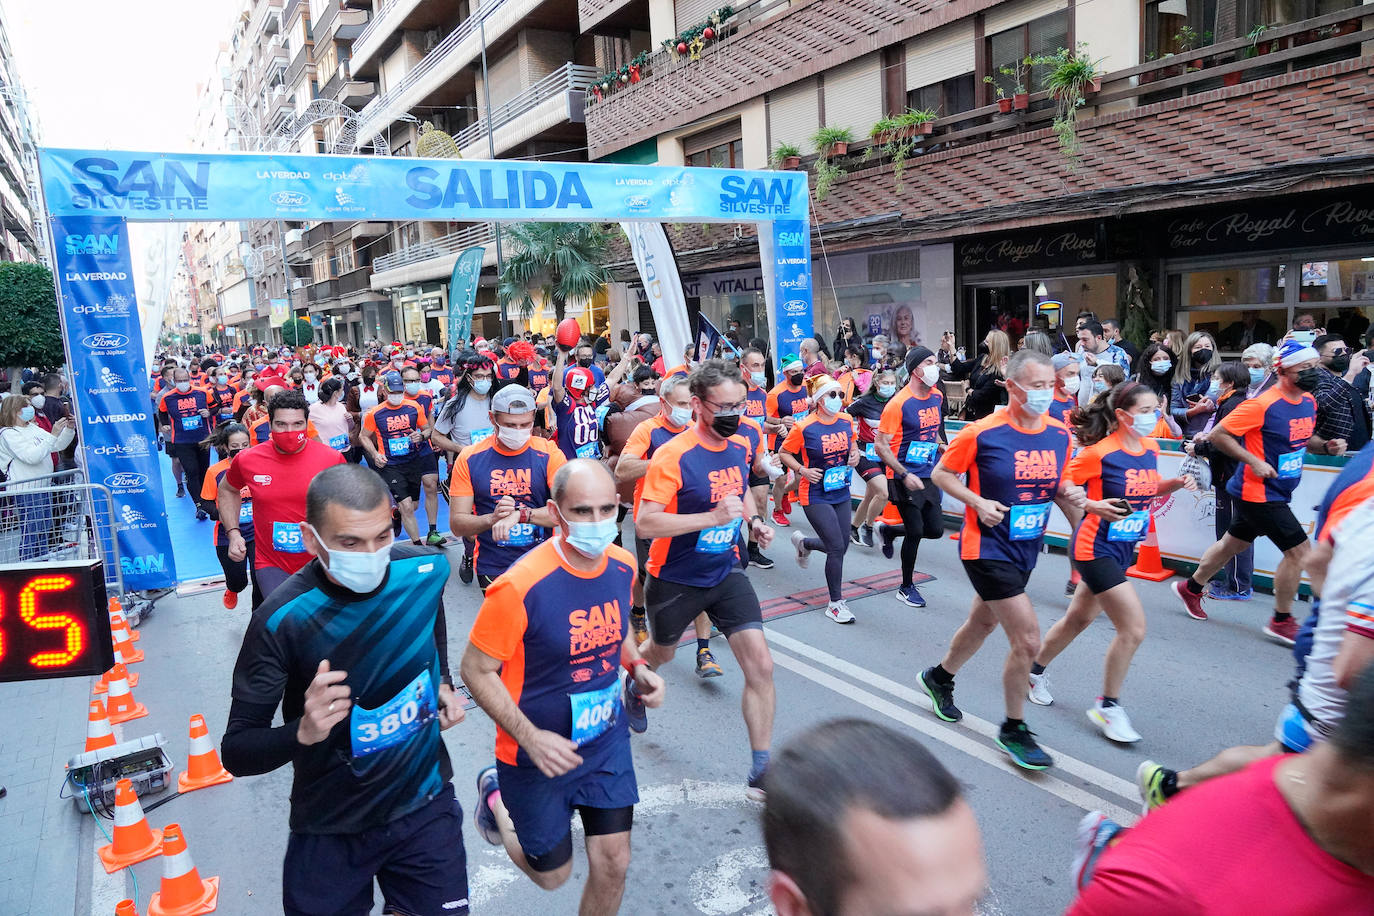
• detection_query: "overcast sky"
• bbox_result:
[4,0,239,150]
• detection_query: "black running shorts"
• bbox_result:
[645,570,762,646]
[1229,500,1307,552]
[1072,556,1128,595]
[961,558,1031,602]
[379,459,424,504]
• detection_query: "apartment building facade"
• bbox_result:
[582,0,1374,356]
[0,4,45,266]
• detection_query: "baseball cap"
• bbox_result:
[565,367,594,396]
[1051,351,1079,371]
[491,384,537,414]
[383,370,405,392]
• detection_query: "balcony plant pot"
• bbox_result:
[1222,70,1243,87]
[1087,76,1102,94]
[781,155,801,169]
[997,97,1013,113]
[917,121,933,135]
[1012,92,1029,110]
[822,141,849,158]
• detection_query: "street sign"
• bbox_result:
[0,560,114,683]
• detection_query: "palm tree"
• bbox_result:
[496,222,613,324]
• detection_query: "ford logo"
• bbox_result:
[105,472,149,489]
[271,190,310,206]
[624,195,651,212]
[83,333,129,349]
[783,298,807,315]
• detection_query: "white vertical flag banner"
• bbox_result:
[621,221,692,374]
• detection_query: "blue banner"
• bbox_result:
[52,215,178,590]
[447,246,484,356]
[696,312,724,362]
[760,218,815,371]
[36,149,810,223]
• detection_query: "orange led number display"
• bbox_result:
[0,561,113,683]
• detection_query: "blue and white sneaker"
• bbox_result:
[896,586,926,608]
[474,766,502,846]
[1071,810,1124,890]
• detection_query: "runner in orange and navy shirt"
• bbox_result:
[633,360,777,797]
[159,367,214,517]
[874,347,946,608]
[1172,339,1323,645]
[780,375,860,624]
[198,422,261,610]
[448,385,566,591]
[401,365,446,547]
[765,355,810,527]
[739,347,782,572]
[1031,382,1196,745]
[463,460,665,907]
[361,372,434,546]
[919,350,1085,772]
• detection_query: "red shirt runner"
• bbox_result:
[224,439,345,574]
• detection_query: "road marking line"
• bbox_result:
[769,648,1136,824]
[765,627,1140,802]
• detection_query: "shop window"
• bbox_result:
[986,11,1069,98]
[908,73,976,116]
[337,242,356,273]
[1143,0,1217,62]
[1173,264,1285,308]
[1290,257,1374,306]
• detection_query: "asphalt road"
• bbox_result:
[29,514,1297,916]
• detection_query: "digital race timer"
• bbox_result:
[0,560,114,683]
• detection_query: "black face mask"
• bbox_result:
[786,373,803,386]
[1192,349,1214,366]
[577,358,593,368]
[1294,367,1321,391]
[711,413,741,437]
[1328,356,1351,375]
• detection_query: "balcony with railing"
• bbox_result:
[454,63,597,157]
[370,223,504,289]
[351,0,458,74]
[354,0,550,137]
[314,0,370,43]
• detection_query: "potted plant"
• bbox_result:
[1039,45,1103,170]
[870,108,937,144]
[811,125,853,159]
[770,142,802,170]
[983,76,1013,113]
[999,58,1032,110]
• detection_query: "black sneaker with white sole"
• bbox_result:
[919,666,962,722]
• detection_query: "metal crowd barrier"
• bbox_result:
[0,467,125,598]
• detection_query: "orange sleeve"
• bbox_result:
[640,446,685,507]
[1219,396,1264,437]
[877,392,904,438]
[449,448,475,498]
[1149,418,1176,440]
[1066,446,1102,486]
[622,421,653,462]
[781,417,806,456]
[467,576,529,662]
[200,460,226,501]
[939,421,981,474]
[765,387,780,418]
[544,440,567,482]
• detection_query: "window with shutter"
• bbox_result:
[766,80,819,152]
[984,0,1069,35]
[675,0,719,34]
[821,54,883,136]
[906,22,976,91]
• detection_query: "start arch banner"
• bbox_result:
[37,148,815,590]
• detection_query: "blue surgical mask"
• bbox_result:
[1206,382,1221,400]
[877,384,896,399]
[822,394,843,414]
[1093,379,1109,394]
[1131,410,1159,437]
[1150,360,1172,376]
[1248,367,1266,386]
[472,378,492,395]
[668,405,693,428]
[19,405,35,423]
[404,382,421,396]
[750,371,766,387]
[564,517,619,559]
[1022,387,1054,415]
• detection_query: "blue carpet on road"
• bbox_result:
[160,448,455,585]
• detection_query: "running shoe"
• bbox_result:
[771,508,790,527]
[748,545,775,569]
[876,520,896,559]
[195,509,208,521]
[850,527,863,546]
[425,531,447,547]
[1264,615,1298,646]
[695,647,724,677]
[996,721,1054,770]
[623,678,648,733]
[919,667,962,722]
[458,554,474,585]
[746,770,767,802]
[1207,585,1252,601]
[860,524,875,548]
[474,766,502,846]
[896,586,926,608]
[1027,672,1054,706]
[824,600,855,624]
[1071,811,1124,891]
[222,589,238,610]
[1135,760,1174,812]
[631,609,649,646]
[175,482,186,499]
[1065,578,1078,597]
[1088,701,1141,743]
[1172,579,1208,620]
[791,531,811,568]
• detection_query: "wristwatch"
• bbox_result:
[749,514,765,527]
[518,505,531,524]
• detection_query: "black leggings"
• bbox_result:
[802,500,852,601]
[216,543,264,608]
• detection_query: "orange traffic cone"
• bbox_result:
[93,664,139,694]
[147,823,219,916]
[111,611,140,643]
[85,700,117,752]
[102,664,147,724]
[110,622,144,664]
[96,779,163,872]
[116,900,140,916]
[177,715,233,793]
[1127,512,1173,582]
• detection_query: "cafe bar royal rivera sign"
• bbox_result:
[1164,195,1374,254]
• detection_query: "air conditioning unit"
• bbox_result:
[284,228,304,245]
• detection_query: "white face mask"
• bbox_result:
[920,365,941,387]
[30,394,45,409]
[386,393,405,406]
[563,516,619,559]
[176,381,191,392]
[1062,375,1081,395]
[309,525,392,593]
[497,423,531,450]
[668,404,693,428]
